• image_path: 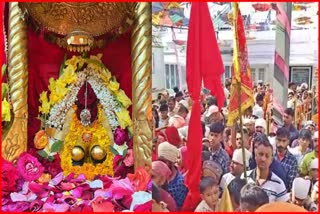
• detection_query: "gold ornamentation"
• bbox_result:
[131,3,152,172]
[19,3,136,52]
[2,2,28,162]
[61,104,114,180]
[90,145,106,161]
[19,3,135,37]
[71,146,85,161]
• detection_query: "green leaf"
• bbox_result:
[51,140,63,153]
[2,64,7,76]
[109,145,119,155]
[38,150,48,158]
[118,159,123,167]
[48,155,55,162]
[2,83,8,99]
[122,149,128,157]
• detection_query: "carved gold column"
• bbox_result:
[131,2,152,172]
[2,2,28,162]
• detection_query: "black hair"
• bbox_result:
[152,108,159,128]
[175,91,183,98]
[240,183,269,212]
[207,96,217,107]
[152,183,161,203]
[159,104,169,112]
[299,128,312,140]
[255,94,264,102]
[209,122,225,134]
[201,121,206,137]
[227,177,247,205]
[173,87,179,94]
[276,127,290,139]
[284,108,294,117]
[200,176,216,193]
[253,133,273,152]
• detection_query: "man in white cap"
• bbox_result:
[299,131,318,176]
[220,148,251,189]
[291,177,317,211]
[308,158,318,185]
[255,118,266,134]
[204,105,221,126]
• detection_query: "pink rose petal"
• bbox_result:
[28,182,47,194]
[30,199,44,212]
[64,196,77,205]
[60,182,75,191]
[109,178,134,200]
[65,173,75,182]
[71,187,83,198]
[82,190,93,200]
[50,172,63,186]
[10,192,27,202]
[91,196,114,212]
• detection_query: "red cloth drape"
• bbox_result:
[27,28,132,148]
[183,2,224,211]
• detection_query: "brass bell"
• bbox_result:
[71,146,85,161]
[91,145,106,161]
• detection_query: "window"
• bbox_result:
[251,68,256,84]
[225,66,231,80]
[165,64,170,88]
[258,68,265,82]
[165,64,180,89]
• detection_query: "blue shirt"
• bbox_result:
[167,169,188,208]
[210,146,231,174]
[274,150,298,190]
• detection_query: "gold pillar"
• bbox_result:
[2,2,28,162]
[131,2,152,172]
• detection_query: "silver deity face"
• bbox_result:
[80,108,91,126]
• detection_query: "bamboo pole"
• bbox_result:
[237,81,247,179]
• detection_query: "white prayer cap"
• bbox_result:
[179,100,188,109]
[301,83,308,89]
[310,158,318,169]
[313,131,318,140]
[205,105,219,117]
[255,118,266,130]
[253,108,264,119]
[178,126,188,140]
[292,177,311,200]
[232,148,251,167]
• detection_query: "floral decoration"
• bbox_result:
[2,153,151,212]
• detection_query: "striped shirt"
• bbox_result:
[241,169,289,202]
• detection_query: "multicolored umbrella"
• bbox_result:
[152,2,189,27]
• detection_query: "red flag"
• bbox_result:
[183,2,224,211]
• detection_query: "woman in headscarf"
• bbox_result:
[152,161,177,211]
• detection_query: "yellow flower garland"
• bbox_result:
[39,54,133,131]
[61,104,114,180]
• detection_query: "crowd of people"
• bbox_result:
[151,81,318,212]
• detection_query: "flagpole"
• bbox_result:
[233,2,247,179]
[237,80,247,179]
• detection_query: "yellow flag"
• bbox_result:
[218,185,234,212]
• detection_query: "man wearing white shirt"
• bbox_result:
[241,134,289,202]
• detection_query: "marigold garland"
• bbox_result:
[61,104,114,180]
